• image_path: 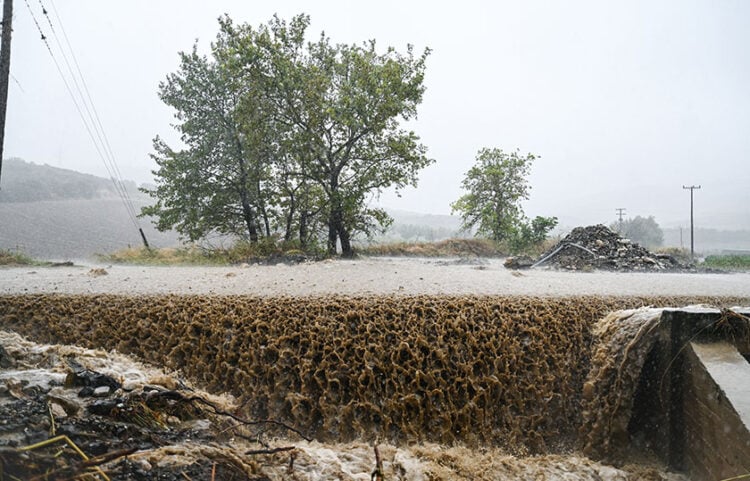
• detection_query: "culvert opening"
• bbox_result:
[0,294,749,480]
[627,340,665,459]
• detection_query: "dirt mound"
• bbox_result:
[533,225,688,271]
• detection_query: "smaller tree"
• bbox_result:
[611,215,664,248]
[451,148,556,251]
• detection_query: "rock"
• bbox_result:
[93,386,111,397]
[503,255,535,270]
[49,401,68,419]
[87,398,120,415]
[47,390,83,416]
[0,345,14,368]
[65,358,122,391]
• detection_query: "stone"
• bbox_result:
[93,386,111,397]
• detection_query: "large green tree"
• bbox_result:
[142,43,276,242]
[143,14,432,257]
[451,147,556,249]
[227,15,432,256]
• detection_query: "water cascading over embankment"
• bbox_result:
[0,294,747,455]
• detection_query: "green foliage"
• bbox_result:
[702,254,750,271]
[610,215,664,248]
[143,14,432,257]
[451,148,556,252]
[509,216,559,253]
[0,249,35,266]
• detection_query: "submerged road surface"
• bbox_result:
[1,257,749,298]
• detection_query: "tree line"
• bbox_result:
[143,14,557,256]
[141,14,432,257]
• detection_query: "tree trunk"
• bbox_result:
[237,160,258,242]
[327,208,338,256]
[299,210,308,248]
[327,178,341,256]
[261,204,271,237]
[241,196,259,242]
[339,224,353,258]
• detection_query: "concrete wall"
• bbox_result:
[684,342,750,480]
[627,308,750,480]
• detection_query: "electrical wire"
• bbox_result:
[10,73,24,93]
[22,0,142,231]
[44,0,141,224]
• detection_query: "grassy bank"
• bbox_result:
[102,237,558,265]
[357,238,505,257]
[101,240,314,266]
[702,254,750,271]
[0,249,37,266]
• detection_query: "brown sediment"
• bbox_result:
[1,293,747,455]
[578,308,664,458]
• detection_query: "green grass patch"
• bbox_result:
[702,254,750,271]
[0,249,37,266]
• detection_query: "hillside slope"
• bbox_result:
[0,158,139,203]
[0,159,179,259]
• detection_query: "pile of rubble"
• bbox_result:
[510,224,689,272]
[0,330,297,480]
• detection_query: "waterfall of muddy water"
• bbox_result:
[0,330,690,480]
[579,308,665,458]
[4,294,748,453]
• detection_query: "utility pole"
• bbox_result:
[0,0,13,186]
[615,208,626,232]
[682,185,701,258]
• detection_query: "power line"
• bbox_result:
[41,0,140,225]
[44,0,140,225]
[22,0,149,246]
[10,73,24,93]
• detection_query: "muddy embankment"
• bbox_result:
[2,294,748,453]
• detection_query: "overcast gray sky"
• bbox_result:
[6,0,750,229]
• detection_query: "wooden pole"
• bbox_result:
[682,185,701,258]
[0,0,13,187]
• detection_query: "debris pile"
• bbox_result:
[532,225,688,271]
[0,330,289,480]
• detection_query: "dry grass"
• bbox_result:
[100,246,220,265]
[358,238,506,257]
[0,249,37,266]
[101,240,314,266]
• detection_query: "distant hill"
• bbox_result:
[663,227,750,254]
[0,158,140,203]
[0,158,180,260]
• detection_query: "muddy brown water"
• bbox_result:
[1,293,748,479]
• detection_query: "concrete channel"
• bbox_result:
[627,307,750,480]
